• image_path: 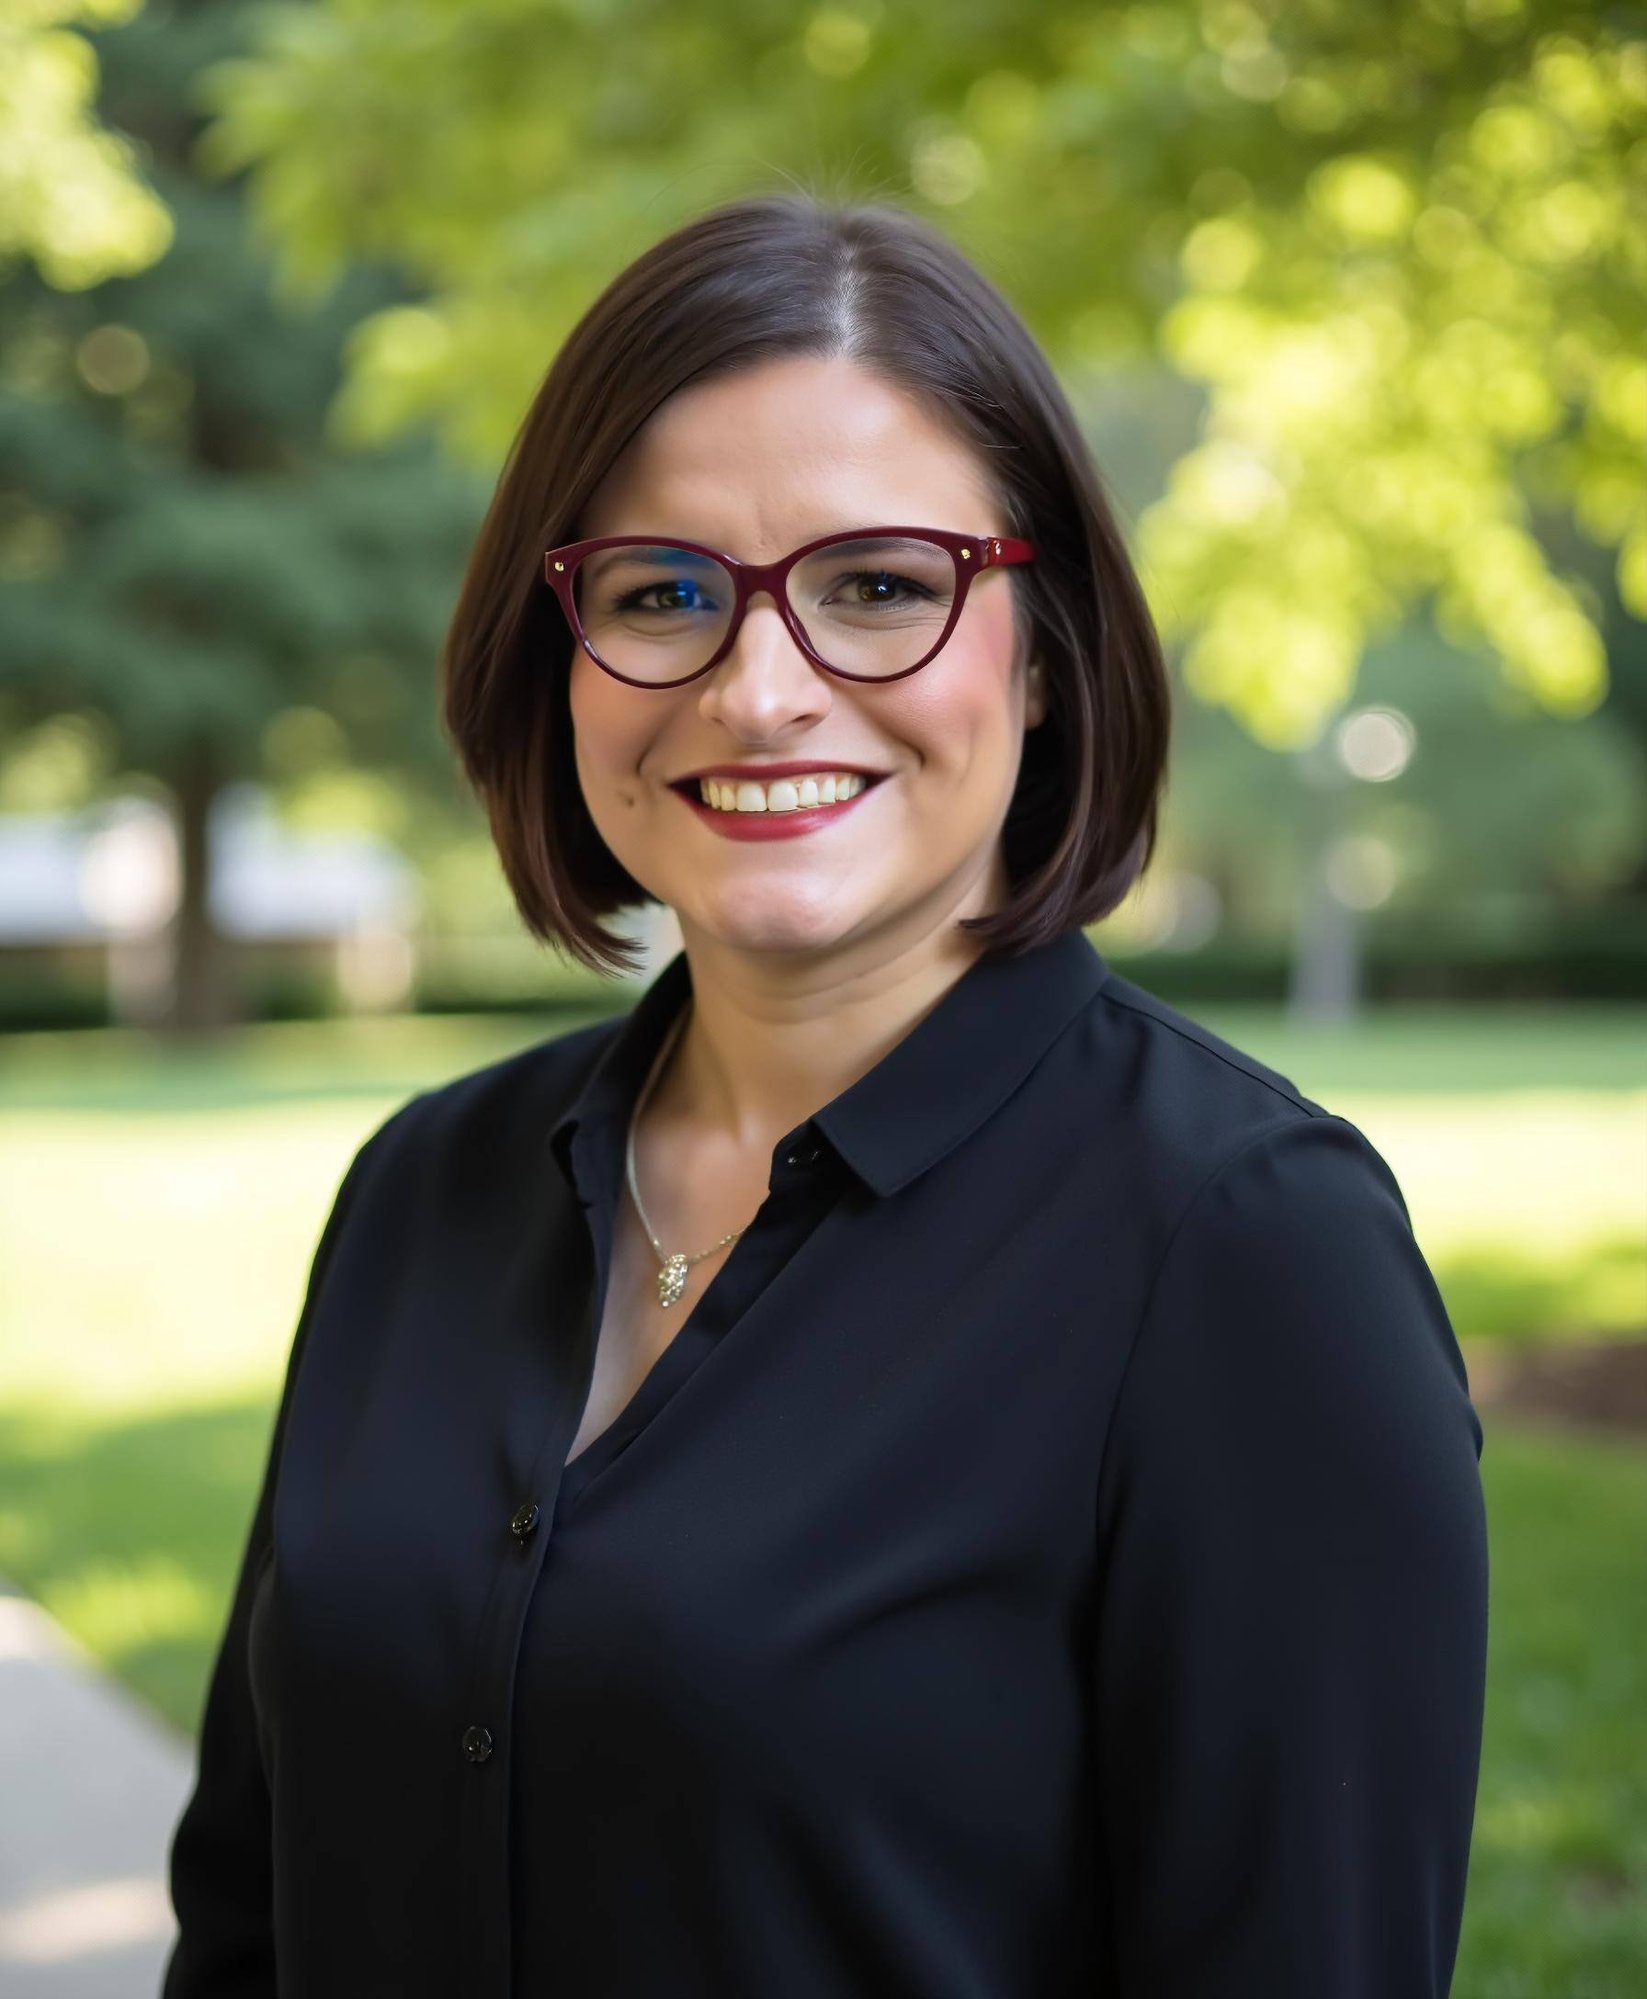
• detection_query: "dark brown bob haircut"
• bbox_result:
[441,191,1171,979]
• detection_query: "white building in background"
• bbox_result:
[0,782,420,1025]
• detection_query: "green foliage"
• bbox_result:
[189,0,1646,744]
[0,0,172,288]
[0,0,487,814]
[1147,618,1647,939]
[1136,17,1646,743]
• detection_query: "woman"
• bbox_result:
[163,193,1489,1996]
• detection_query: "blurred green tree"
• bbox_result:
[0,0,487,1032]
[1135,610,1647,1010]
[192,0,1644,750]
[0,0,171,287]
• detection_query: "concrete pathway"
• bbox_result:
[0,1576,191,1997]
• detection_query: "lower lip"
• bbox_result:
[673,779,885,840]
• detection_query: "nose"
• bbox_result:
[696,587,832,737]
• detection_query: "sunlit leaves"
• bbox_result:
[1308,155,1420,244]
[1139,15,1639,734]
[0,0,172,288]
[803,7,876,80]
[184,0,1644,741]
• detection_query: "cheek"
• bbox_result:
[568,662,651,791]
[883,616,1021,768]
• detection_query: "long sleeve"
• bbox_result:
[1091,1113,1489,1996]
[160,1119,395,1997]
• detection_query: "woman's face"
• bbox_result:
[567,353,1046,966]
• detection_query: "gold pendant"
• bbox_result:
[657,1253,689,1308]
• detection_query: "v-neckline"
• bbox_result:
[555,1248,735,1515]
[560,1152,752,1514]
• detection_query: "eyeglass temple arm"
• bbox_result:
[981,536,1035,568]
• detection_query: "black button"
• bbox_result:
[510,1502,540,1541]
[785,1142,823,1167]
[462,1725,493,1764]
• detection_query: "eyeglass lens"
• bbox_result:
[572,536,959,682]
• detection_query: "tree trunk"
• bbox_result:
[1287,720,1363,1026]
[165,732,241,1036]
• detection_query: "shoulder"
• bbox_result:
[1088,996,1472,1460]
[340,1002,631,1197]
[1089,966,1326,1130]
[1084,992,1480,1499]
[1069,963,1378,1222]
[1051,966,1441,1347]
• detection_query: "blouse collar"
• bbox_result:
[549,924,1111,1204]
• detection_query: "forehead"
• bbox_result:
[577,354,1001,551]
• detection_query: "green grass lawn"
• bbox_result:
[2,1003,1640,1411]
[0,1002,1643,1990]
[1454,1429,1647,1996]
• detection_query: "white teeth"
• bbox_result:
[697,772,870,814]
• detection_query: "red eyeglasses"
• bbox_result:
[542,524,1035,688]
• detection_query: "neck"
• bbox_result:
[652,898,1002,1152]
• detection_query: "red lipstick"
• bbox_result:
[671,769,888,841]
[671,760,887,783]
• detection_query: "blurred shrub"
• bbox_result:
[2,902,1644,1033]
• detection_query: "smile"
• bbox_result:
[696,771,874,813]
[670,771,887,842]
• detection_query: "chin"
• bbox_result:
[686,888,865,959]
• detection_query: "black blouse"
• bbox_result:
[161,924,1489,1997]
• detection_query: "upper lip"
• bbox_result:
[671,761,888,785]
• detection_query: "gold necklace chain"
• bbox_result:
[625,1001,754,1308]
